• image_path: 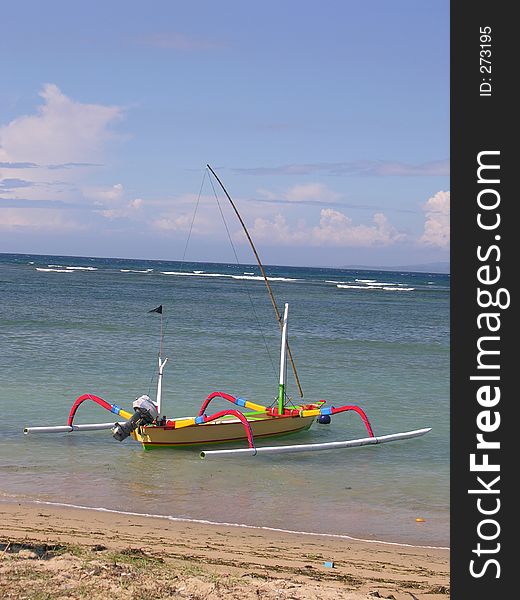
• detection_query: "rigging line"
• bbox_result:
[206,164,304,400]
[207,172,277,379]
[182,169,207,262]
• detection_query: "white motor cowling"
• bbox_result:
[112,395,159,442]
[133,395,159,419]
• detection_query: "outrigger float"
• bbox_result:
[24,166,431,458]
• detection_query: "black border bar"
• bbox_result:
[451,3,513,597]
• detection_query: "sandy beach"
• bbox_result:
[0,501,449,599]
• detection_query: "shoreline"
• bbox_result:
[1,500,449,599]
[2,497,449,551]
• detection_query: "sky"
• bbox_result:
[0,0,449,269]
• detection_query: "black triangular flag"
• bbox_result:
[148,305,163,314]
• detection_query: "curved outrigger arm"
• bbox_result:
[195,390,375,437]
[197,391,268,416]
[67,393,133,425]
[23,393,133,434]
[168,408,256,450]
[25,391,259,450]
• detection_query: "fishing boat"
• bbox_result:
[24,165,431,457]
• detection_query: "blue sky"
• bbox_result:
[0,0,449,268]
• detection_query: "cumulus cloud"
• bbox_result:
[84,183,125,203]
[248,209,405,247]
[150,192,229,234]
[312,209,405,246]
[129,198,143,210]
[82,183,145,220]
[0,83,123,165]
[152,206,217,234]
[247,213,306,244]
[153,212,195,232]
[99,204,142,220]
[419,190,450,247]
[0,85,125,231]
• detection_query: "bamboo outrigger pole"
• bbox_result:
[200,428,432,458]
[207,164,304,399]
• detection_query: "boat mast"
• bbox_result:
[278,303,289,413]
[206,164,304,400]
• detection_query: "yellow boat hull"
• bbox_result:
[132,414,315,449]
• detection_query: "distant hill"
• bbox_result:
[341,261,450,274]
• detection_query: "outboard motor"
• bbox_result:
[112,395,158,441]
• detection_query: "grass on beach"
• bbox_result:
[1,538,448,600]
[4,540,224,600]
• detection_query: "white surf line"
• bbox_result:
[2,498,449,551]
[36,268,74,273]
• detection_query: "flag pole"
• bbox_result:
[148,305,168,415]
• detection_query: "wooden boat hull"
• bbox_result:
[132,414,315,449]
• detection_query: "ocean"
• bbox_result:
[0,253,449,547]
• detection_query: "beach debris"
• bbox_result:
[1,541,12,556]
[323,561,334,568]
[428,584,450,594]
[415,517,426,523]
[17,548,40,560]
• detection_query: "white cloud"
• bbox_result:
[82,184,146,220]
[312,209,405,246]
[84,183,125,203]
[248,209,405,247]
[152,210,217,234]
[419,190,450,247]
[153,212,195,232]
[0,84,123,165]
[150,193,228,234]
[98,202,143,220]
[129,198,143,209]
[0,85,125,231]
[247,214,306,244]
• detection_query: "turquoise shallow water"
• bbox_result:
[0,253,449,546]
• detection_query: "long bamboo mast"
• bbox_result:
[207,164,304,399]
